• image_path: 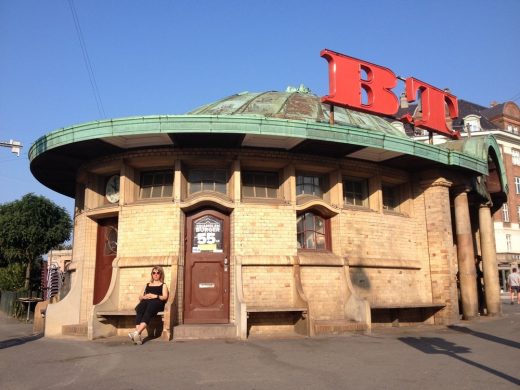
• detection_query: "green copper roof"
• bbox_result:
[28,90,507,198]
[188,90,407,137]
[439,135,508,195]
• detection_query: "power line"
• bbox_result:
[67,0,106,118]
[506,90,520,102]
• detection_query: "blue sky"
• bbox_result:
[1,0,519,214]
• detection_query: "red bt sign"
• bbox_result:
[321,49,460,139]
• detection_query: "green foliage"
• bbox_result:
[0,263,25,290]
[0,194,72,289]
[0,193,72,264]
[0,261,40,291]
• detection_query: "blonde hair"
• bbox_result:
[150,266,165,283]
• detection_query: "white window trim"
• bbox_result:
[503,203,510,222]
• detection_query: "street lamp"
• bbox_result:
[0,139,23,156]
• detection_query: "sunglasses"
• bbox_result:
[152,271,161,275]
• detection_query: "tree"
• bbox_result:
[0,193,72,290]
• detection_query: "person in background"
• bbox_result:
[129,266,169,345]
[507,267,520,305]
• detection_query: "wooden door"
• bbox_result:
[93,218,118,305]
[184,209,230,323]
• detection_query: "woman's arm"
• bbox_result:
[140,284,154,300]
[158,284,169,301]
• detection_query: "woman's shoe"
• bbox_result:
[128,331,138,344]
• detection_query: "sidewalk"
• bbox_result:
[0,310,42,349]
[1,300,518,389]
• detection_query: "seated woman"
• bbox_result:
[129,266,169,345]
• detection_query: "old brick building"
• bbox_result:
[29,90,507,340]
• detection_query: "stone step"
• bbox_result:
[62,323,88,336]
[173,324,237,340]
[313,319,368,335]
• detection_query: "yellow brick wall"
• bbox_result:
[117,203,179,309]
[76,213,98,323]
[118,203,180,257]
[242,266,293,306]
[300,266,347,320]
[341,199,433,305]
[70,150,462,333]
[233,204,296,256]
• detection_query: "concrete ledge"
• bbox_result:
[347,257,421,269]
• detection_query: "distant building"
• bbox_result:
[29,90,507,341]
[41,249,72,301]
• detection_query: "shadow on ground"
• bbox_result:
[0,333,43,350]
[399,336,520,386]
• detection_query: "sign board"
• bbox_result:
[321,49,460,139]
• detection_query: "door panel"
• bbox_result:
[93,218,118,305]
[184,209,229,323]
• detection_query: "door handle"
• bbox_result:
[224,257,228,272]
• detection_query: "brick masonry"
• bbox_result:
[59,150,466,337]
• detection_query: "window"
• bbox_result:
[297,212,329,250]
[463,115,481,133]
[513,149,520,166]
[506,234,512,252]
[188,168,227,195]
[296,174,323,197]
[515,177,520,195]
[503,203,510,222]
[242,171,278,198]
[343,177,368,207]
[382,184,400,211]
[139,170,173,199]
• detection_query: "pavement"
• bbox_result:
[0,296,519,390]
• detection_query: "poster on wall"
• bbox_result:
[192,215,223,253]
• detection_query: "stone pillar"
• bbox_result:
[421,177,459,324]
[479,205,501,316]
[453,190,478,319]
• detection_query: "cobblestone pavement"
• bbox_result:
[1,298,519,390]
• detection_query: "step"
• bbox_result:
[62,323,88,336]
[313,319,368,335]
[173,324,237,341]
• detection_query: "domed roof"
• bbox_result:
[187,87,406,137]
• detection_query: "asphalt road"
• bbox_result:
[1,301,519,390]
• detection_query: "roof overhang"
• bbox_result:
[29,115,495,197]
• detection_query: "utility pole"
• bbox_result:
[0,139,23,156]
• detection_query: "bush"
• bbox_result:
[0,262,41,291]
[0,263,25,290]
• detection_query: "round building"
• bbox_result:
[29,89,507,340]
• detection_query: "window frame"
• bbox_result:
[512,149,520,166]
[503,203,510,223]
[343,176,369,207]
[515,177,520,195]
[506,234,512,252]
[296,173,324,198]
[296,211,331,251]
[241,170,279,199]
[139,169,174,199]
[382,183,400,212]
[187,167,228,195]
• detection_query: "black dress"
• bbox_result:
[135,283,165,325]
